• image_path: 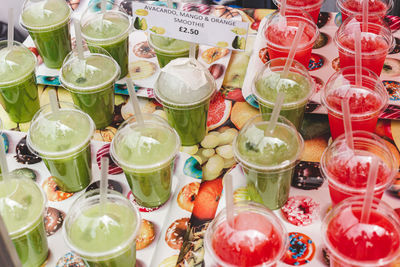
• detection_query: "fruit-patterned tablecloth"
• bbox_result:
[1,1,400,267]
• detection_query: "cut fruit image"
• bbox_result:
[191,178,223,221]
[201,47,230,64]
[207,92,232,130]
[128,60,157,80]
[177,182,200,212]
[135,9,148,16]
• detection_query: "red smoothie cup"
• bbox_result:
[334,15,393,76]
[273,0,325,24]
[264,11,319,69]
[322,196,400,267]
[204,201,288,267]
[321,66,388,140]
[320,131,397,206]
[337,0,393,22]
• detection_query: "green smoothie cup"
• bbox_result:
[0,177,48,267]
[233,114,304,210]
[81,1,132,78]
[60,46,120,129]
[27,102,95,192]
[0,41,40,123]
[64,189,141,266]
[149,35,193,68]
[110,113,180,208]
[252,58,314,130]
[21,0,72,69]
[154,58,216,146]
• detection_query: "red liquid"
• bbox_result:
[212,212,283,266]
[265,23,315,68]
[338,32,389,76]
[327,208,400,266]
[341,0,388,22]
[326,86,383,140]
[326,153,391,205]
[277,0,323,23]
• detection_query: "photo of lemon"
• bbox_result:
[135,9,148,16]
[150,26,166,35]
[216,41,228,48]
[231,27,247,35]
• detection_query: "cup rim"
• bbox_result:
[63,189,141,260]
[232,114,304,172]
[0,41,37,86]
[320,66,389,119]
[0,177,47,239]
[110,113,181,171]
[20,0,72,31]
[273,0,325,10]
[320,131,397,195]
[80,1,132,44]
[251,57,315,109]
[321,196,400,266]
[204,200,289,267]
[59,52,121,93]
[26,102,96,159]
[264,11,319,51]
[148,34,192,55]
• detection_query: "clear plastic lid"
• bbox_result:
[21,0,72,30]
[154,58,217,106]
[0,41,36,86]
[149,35,191,54]
[27,102,95,159]
[80,0,132,44]
[110,113,180,171]
[252,58,314,109]
[64,190,141,260]
[0,177,46,238]
[233,114,304,172]
[60,45,120,92]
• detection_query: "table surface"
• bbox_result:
[1,1,400,267]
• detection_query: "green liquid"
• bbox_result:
[0,46,40,123]
[237,123,299,210]
[164,101,209,146]
[82,13,130,78]
[69,203,137,266]
[21,0,71,68]
[0,179,48,267]
[61,55,118,129]
[255,71,311,130]
[149,35,191,68]
[114,122,178,207]
[29,110,93,192]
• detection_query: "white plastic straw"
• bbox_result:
[266,91,285,135]
[224,173,235,228]
[126,78,144,125]
[73,20,85,61]
[48,90,59,112]
[283,23,305,77]
[7,8,14,49]
[100,157,109,207]
[360,158,378,224]
[189,43,196,59]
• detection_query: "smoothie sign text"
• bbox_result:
[132,3,249,51]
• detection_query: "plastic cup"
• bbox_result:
[0,176,48,267]
[334,15,393,76]
[64,189,141,266]
[60,46,120,129]
[263,11,319,68]
[20,0,72,69]
[148,35,194,68]
[232,114,304,210]
[320,131,397,206]
[321,66,388,140]
[0,41,40,123]
[338,0,393,22]
[322,196,400,267]
[110,113,180,208]
[252,58,314,130]
[80,1,132,78]
[204,201,288,267]
[273,0,324,23]
[27,102,95,192]
[154,58,216,146]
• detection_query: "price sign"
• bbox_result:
[131,2,249,51]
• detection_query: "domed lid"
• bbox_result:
[0,177,46,238]
[0,41,36,85]
[154,58,216,106]
[21,0,71,30]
